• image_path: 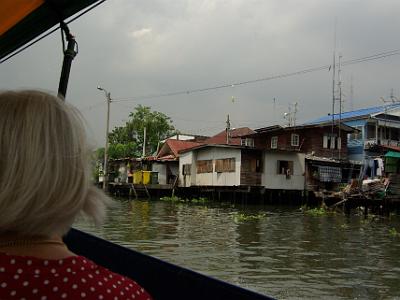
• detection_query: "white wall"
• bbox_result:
[152,163,167,184]
[195,148,241,186]
[179,147,241,186]
[262,152,305,190]
[179,152,195,187]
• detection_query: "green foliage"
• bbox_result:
[108,142,140,159]
[95,147,105,162]
[340,224,349,230]
[97,105,177,160]
[96,105,177,162]
[304,207,328,216]
[91,148,105,182]
[160,196,183,202]
[233,212,267,222]
[108,126,130,144]
[127,105,176,155]
[389,227,399,237]
[159,196,209,204]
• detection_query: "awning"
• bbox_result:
[0,0,100,61]
[385,151,400,158]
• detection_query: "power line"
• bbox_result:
[112,49,400,103]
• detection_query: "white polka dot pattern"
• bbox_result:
[0,253,152,299]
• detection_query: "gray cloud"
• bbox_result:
[1,0,400,145]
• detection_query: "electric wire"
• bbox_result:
[112,49,400,103]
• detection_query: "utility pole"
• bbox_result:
[97,86,112,191]
[226,114,231,144]
[142,126,147,158]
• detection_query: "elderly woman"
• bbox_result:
[0,90,151,300]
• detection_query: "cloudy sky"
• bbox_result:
[1,0,400,146]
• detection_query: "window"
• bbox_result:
[277,160,293,175]
[196,160,213,173]
[182,164,191,175]
[241,138,254,147]
[291,134,299,146]
[215,158,235,172]
[349,126,363,140]
[323,134,341,149]
[271,136,278,149]
[242,159,261,173]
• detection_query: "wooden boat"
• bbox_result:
[65,228,273,300]
[1,1,274,299]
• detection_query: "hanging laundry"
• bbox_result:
[376,158,384,176]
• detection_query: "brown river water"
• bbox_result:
[74,198,400,299]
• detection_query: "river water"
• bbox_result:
[74,198,400,299]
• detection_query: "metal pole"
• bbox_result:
[331,18,337,158]
[142,126,146,158]
[338,54,342,160]
[104,92,111,191]
[97,86,111,191]
[58,24,77,99]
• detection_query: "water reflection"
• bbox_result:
[74,199,400,299]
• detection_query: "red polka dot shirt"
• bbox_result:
[0,252,152,300]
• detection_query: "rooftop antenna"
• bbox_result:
[293,102,298,126]
[390,88,396,103]
[349,74,354,111]
[338,54,342,160]
[283,102,298,127]
[331,17,337,158]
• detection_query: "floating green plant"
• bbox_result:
[304,207,328,216]
[159,196,210,204]
[233,212,267,222]
[389,227,399,237]
[160,196,183,202]
[190,197,209,204]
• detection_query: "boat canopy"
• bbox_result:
[385,151,400,158]
[1,0,102,98]
[0,0,99,61]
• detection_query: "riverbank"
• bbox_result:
[107,182,400,216]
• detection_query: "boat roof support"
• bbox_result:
[57,22,77,100]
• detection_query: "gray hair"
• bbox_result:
[0,90,109,237]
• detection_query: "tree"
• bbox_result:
[126,105,176,155]
[108,126,129,144]
[105,105,177,158]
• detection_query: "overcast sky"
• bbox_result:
[1,0,400,146]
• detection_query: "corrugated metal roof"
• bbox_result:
[157,139,203,158]
[253,122,356,134]
[305,103,400,125]
[385,151,400,158]
[203,127,255,145]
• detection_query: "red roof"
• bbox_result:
[157,139,202,159]
[203,127,255,145]
[381,144,400,152]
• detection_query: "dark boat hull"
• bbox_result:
[64,228,274,300]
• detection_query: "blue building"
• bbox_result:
[306,103,400,162]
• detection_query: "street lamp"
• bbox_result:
[97,86,112,191]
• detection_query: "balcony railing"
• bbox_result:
[364,138,400,148]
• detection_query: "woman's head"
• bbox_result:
[0,90,108,237]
